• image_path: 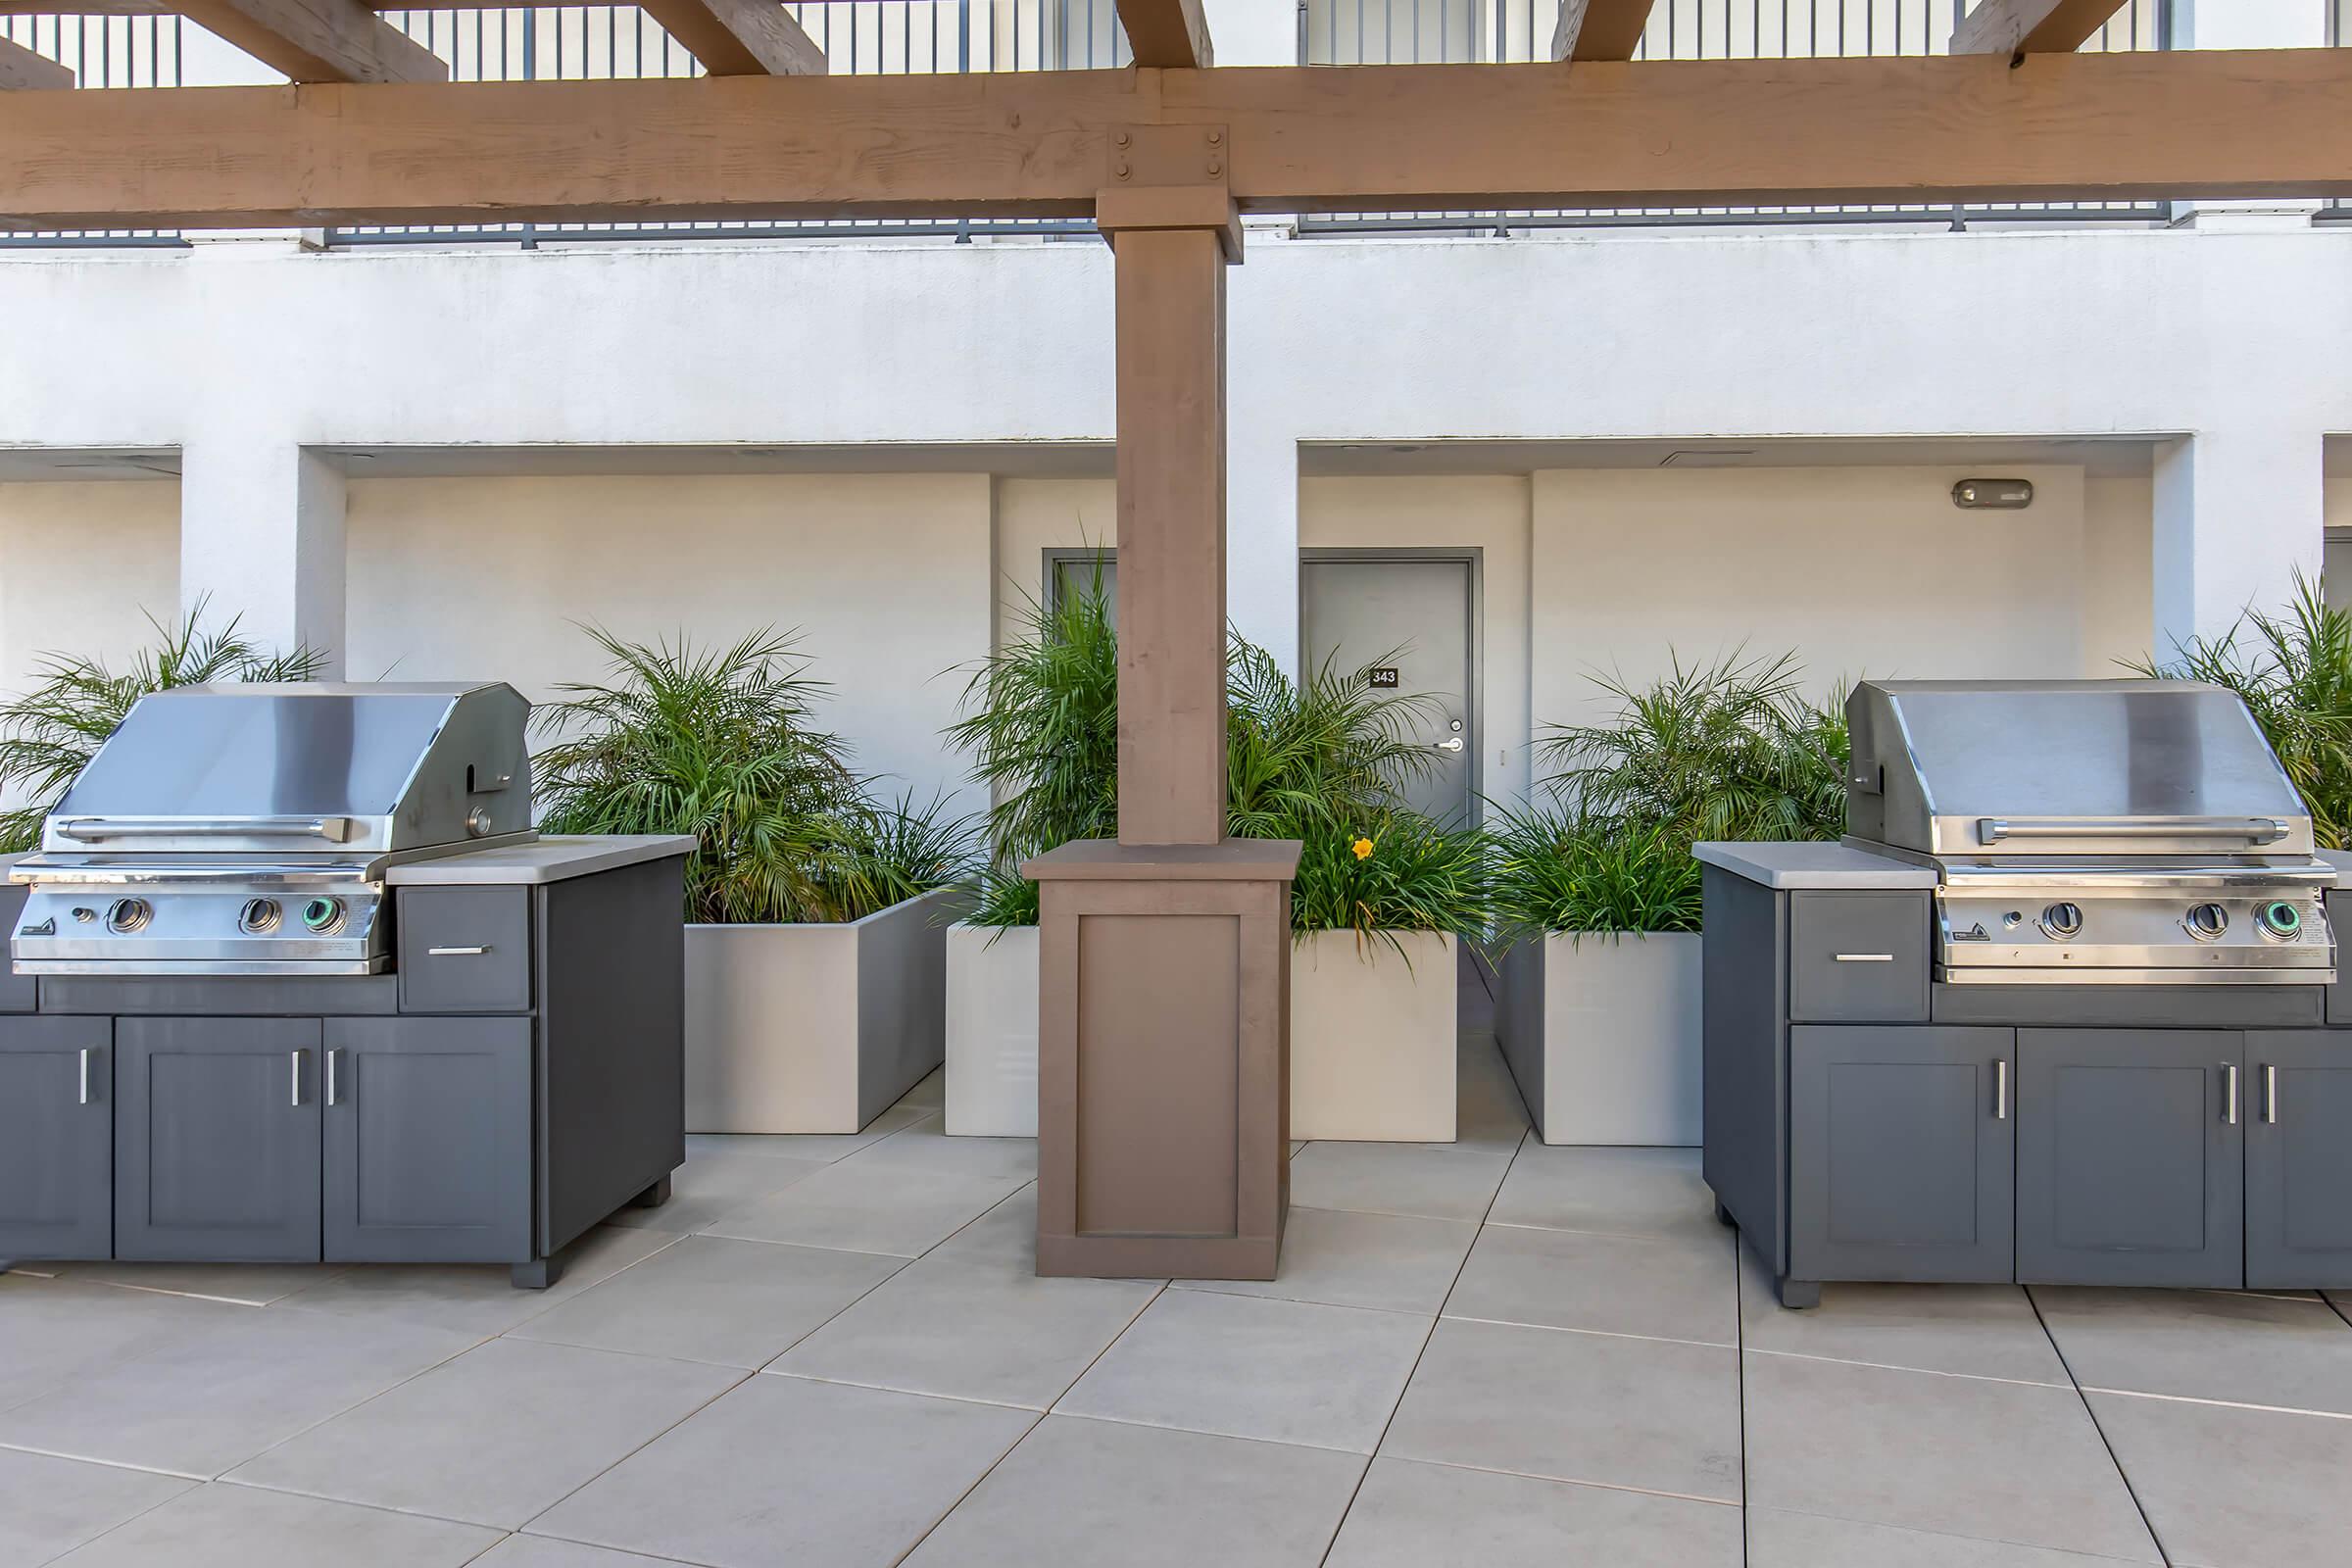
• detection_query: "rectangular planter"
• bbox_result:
[1289,930,1457,1143]
[683,887,958,1134]
[1498,931,1702,1147]
[944,921,1041,1138]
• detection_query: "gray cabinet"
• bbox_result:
[398,888,532,1014]
[0,1016,112,1260]
[115,1017,323,1262]
[1789,1026,2013,1285]
[1788,892,1930,1023]
[2016,1029,2243,1289]
[2245,1031,2352,1290]
[324,1017,533,1263]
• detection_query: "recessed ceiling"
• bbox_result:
[1300,435,2162,478]
[0,448,180,481]
[319,442,1115,479]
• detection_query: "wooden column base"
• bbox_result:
[1024,839,1301,1280]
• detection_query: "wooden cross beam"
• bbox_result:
[1551,0,1656,62]
[0,32,73,87]
[1953,0,2132,61]
[1115,0,1209,69]
[3,49,2350,229]
[174,0,447,83]
[635,0,822,75]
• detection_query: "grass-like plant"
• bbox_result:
[2128,571,2352,850]
[1536,651,1847,845]
[1226,640,1439,838]
[0,600,324,853]
[535,625,967,925]
[1487,799,1701,939]
[1287,810,1491,955]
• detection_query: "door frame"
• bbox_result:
[1299,547,1486,826]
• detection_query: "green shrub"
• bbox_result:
[2129,572,2352,850]
[0,601,324,853]
[1287,810,1490,955]
[1487,800,1701,938]
[534,625,966,925]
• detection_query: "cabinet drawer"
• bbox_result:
[1789,891,1930,1023]
[398,888,531,1014]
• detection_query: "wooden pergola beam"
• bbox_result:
[174,0,448,83]
[5,49,2352,229]
[1114,0,1209,69]
[1952,0,2130,60]
[0,33,73,87]
[636,0,822,75]
[1551,0,1655,62]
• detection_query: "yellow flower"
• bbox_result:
[1350,837,1375,861]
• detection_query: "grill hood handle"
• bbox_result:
[53,815,355,844]
[1977,815,2291,847]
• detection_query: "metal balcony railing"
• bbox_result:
[1297,0,2175,232]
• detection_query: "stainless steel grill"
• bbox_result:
[10,682,534,976]
[1844,679,2336,987]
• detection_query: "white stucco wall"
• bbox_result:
[344,471,994,811]
[0,480,179,696]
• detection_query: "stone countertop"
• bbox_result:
[1693,841,1938,890]
[385,835,696,886]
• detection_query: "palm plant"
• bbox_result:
[535,625,965,925]
[0,600,324,853]
[1487,799,1702,939]
[1535,651,1847,844]
[1225,640,1439,838]
[2128,571,2352,850]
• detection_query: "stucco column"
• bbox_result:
[178,442,348,676]
[1226,428,1301,673]
[2150,429,2325,659]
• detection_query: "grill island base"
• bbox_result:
[0,840,690,1291]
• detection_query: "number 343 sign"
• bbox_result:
[1366,667,1400,689]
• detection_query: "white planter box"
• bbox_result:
[1497,931,1702,1147]
[683,888,958,1135]
[944,922,1041,1138]
[1290,930,1457,1144]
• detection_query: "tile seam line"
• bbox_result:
[1438,1310,1737,1352]
[2025,1287,2174,1568]
[1741,1344,2075,1390]
[1752,1501,2174,1567]
[58,1476,504,1564]
[2079,1385,2352,1423]
[1314,1116,1533,1567]
[1371,1448,1744,1510]
[0,1440,213,1484]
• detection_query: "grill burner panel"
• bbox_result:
[1844,680,2337,988]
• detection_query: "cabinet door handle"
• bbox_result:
[427,945,491,956]
[2222,1062,2239,1126]
[78,1046,92,1106]
[1993,1057,2008,1120]
[291,1049,304,1108]
[2262,1062,2278,1126]
[1834,953,1894,963]
[326,1048,339,1107]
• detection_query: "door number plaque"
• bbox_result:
[1367,666,1400,689]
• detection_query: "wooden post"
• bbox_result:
[1026,128,1298,1281]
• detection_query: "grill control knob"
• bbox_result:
[2185,903,2230,941]
[2040,902,2083,940]
[300,897,346,935]
[2258,901,2303,941]
[238,898,281,935]
[104,897,151,934]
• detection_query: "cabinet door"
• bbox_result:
[0,1017,113,1260]
[324,1017,532,1264]
[2016,1029,2242,1289]
[1788,1026,2014,1283]
[115,1018,321,1262]
[2245,1031,2352,1290]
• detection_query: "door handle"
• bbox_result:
[2262,1061,2278,1126]
[1433,737,1465,754]
[2222,1062,2239,1126]
[326,1048,339,1108]
[78,1046,93,1106]
[291,1049,305,1108]
[1993,1057,2007,1121]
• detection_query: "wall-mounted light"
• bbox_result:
[1953,478,2034,510]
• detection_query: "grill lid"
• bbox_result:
[37,681,533,858]
[1846,679,2313,860]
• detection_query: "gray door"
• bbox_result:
[0,1016,113,1261]
[325,1018,532,1263]
[2016,1029,2243,1289]
[1788,1026,2015,1283]
[116,1017,322,1262]
[2245,1031,2352,1290]
[1301,558,1475,825]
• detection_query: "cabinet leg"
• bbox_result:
[1712,1199,1735,1228]
[511,1255,564,1291]
[629,1174,673,1209]
[1776,1277,1822,1310]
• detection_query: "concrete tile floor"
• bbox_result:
[7,999,2352,1564]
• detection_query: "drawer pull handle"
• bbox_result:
[78,1046,92,1105]
[2223,1062,2239,1126]
[291,1049,304,1108]
[427,945,492,956]
[1833,953,1894,962]
[326,1048,339,1108]
[2262,1061,2278,1126]
[1993,1058,2008,1121]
